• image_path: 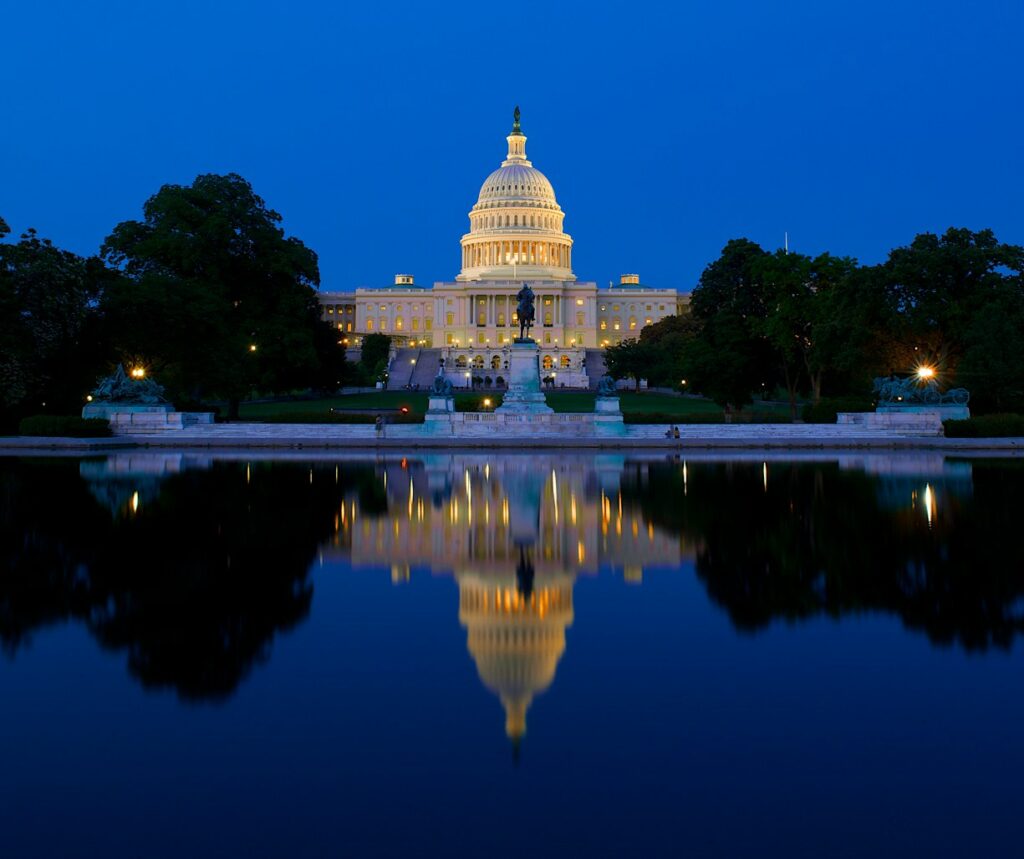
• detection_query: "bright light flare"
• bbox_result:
[916,365,936,380]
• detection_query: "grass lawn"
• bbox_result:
[234,390,773,420]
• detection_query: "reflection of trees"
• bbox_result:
[0,458,365,699]
[621,459,1024,651]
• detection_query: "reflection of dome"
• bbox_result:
[458,108,575,282]
[458,575,574,741]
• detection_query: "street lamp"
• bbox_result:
[916,365,936,380]
[130,367,146,379]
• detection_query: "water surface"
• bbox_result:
[2,451,1023,857]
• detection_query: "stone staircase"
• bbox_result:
[386,348,420,390]
[409,349,444,388]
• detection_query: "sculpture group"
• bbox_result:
[872,375,969,406]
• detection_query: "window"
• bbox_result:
[326,306,334,315]
[544,312,552,326]
[600,304,606,312]
[646,304,652,311]
[544,298,552,306]
[337,323,343,331]
[379,318,388,331]
[455,355,467,368]
[412,318,420,331]
[425,318,432,331]
[613,318,621,331]
[576,298,584,306]
[473,355,484,368]
[560,355,571,368]
[576,311,584,325]
[446,312,454,325]
[645,318,652,326]
[477,332,485,344]
[542,355,554,369]
[612,304,620,312]
[600,320,607,331]
[497,333,506,344]
[395,317,404,330]
[544,332,551,344]
[396,304,403,312]
[629,316,637,330]
[380,304,387,311]
[659,305,665,311]
[446,333,455,345]
[366,319,374,330]
[346,323,353,332]
[491,355,501,370]
[497,313,506,326]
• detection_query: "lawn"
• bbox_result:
[235,390,757,420]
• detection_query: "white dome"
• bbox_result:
[458,108,575,283]
[477,164,558,209]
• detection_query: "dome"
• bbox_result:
[477,164,558,209]
[457,107,575,282]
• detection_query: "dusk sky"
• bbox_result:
[2,0,1021,292]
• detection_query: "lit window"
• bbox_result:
[542,355,553,369]
[629,317,637,330]
[560,355,571,368]
[366,319,374,330]
[425,318,432,331]
[600,320,607,330]
[446,312,454,325]
[412,318,419,331]
[395,317,404,330]
[380,318,388,331]
[576,298,584,305]
[576,312,584,325]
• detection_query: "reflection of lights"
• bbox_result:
[923,484,936,526]
[578,540,586,564]
[763,462,768,492]
[131,491,140,514]
[570,493,577,526]
[551,470,558,525]
[683,462,688,496]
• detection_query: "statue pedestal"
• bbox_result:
[496,342,553,415]
[595,396,621,415]
[83,403,172,420]
[427,395,454,414]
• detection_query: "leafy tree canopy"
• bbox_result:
[100,173,321,415]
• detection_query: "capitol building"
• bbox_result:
[318,109,687,388]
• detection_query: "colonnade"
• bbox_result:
[461,239,571,271]
[465,292,566,328]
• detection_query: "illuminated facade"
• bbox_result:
[318,111,688,385]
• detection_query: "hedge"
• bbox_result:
[18,415,112,437]
[802,396,875,424]
[623,411,792,425]
[943,414,1024,438]
[255,411,425,424]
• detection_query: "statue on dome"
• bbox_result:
[512,105,521,133]
[516,283,535,341]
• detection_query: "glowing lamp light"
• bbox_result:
[249,344,258,353]
[130,367,146,379]
[86,395,93,402]
[916,365,936,380]
[400,406,410,414]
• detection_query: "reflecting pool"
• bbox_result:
[2,451,1024,857]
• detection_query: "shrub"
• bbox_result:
[943,414,1024,438]
[255,411,424,424]
[802,396,875,424]
[623,411,791,425]
[18,415,111,437]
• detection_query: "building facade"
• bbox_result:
[318,110,687,385]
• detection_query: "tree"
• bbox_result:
[637,313,699,389]
[0,228,107,421]
[311,320,351,394]
[881,227,1024,375]
[359,333,391,384]
[603,338,653,391]
[101,173,321,417]
[756,251,861,415]
[685,239,776,410]
[956,284,1024,412]
[0,216,9,239]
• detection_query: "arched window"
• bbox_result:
[379,317,388,331]
[491,355,501,370]
[542,355,554,370]
[600,320,607,331]
[366,319,374,330]
[455,355,468,368]
[628,316,637,330]
[395,316,404,330]
[560,355,571,368]
[473,355,484,368]
[612,317,621,331]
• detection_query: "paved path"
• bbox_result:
[3,425,1024,452]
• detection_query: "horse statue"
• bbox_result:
[91,364,167,404]
[516,283,535,341]
[872,375,970,406]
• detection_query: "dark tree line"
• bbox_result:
[605,228,1024,416]
[1,174,352,426]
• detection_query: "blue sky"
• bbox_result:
[1,0,1020,292]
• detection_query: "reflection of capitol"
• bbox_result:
[321,454,690,743]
